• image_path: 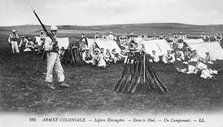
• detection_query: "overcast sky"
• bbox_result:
[0,0,223,26]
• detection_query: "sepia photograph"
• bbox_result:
[0,0,223,127]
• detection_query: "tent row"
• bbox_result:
[35,36,223,60]
[184,39,223,60]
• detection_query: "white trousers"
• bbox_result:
[46,52,65,83]
[11,41,19,53]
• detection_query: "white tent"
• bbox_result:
[143,39,171,56]
[94,39,121,53]
[36,36,70,49]
[57,37,69,49]
[203,42,223,60]
[86,38,96,49]
[186,39,223,60]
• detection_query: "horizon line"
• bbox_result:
[1,22,223,27]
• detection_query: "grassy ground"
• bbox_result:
[0,24,223,115]
[0,48,223,115]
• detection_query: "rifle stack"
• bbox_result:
[114,51,168,94]
[61,42,86,67]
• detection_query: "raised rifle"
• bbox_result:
[26,0,59,59]
[32,11,59,56]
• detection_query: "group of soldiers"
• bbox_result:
[8,28,223,89]
[199,32,222,43]
[89,31,222,79]
[8,29,45,54]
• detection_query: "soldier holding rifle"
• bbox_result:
[44,25,70,89]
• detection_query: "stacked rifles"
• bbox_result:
[114,50,168,94]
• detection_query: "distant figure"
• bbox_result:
[215,32,222,44]
[102,33,107,39]
[119,50,128,63]
[159,32,164,39]
[143,33,148,38]
[25,38,35,51]
[92,48,106,68]
[119,33,128,41]
[80,33,88,48]
[82,48,93,64]
[183,33,189,40]
[94,32,100,39]
[173,32,178,39]
[204,52,214,64]
[104,49,113,64]
[199,32,207,41]
[152,33,157,39]
[111,48,120,63]
[37,31,46,54]
[107,32,114,40]
[8,29,20,54]
[81,33,87,41]
[128,39,137,50]
[19,36,29,52]
[175,48,185,61]
[149,50,159,63]
[124,33,128,40]
[162,50,175,64]
[137,33,142,38]
[184,47,192,62]
[40,31,46,42]
[195,58,217,79]
[100,48,105,57]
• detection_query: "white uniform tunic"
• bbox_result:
[8,33,20,53]
[45,36,65,83]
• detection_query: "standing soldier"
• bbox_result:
[107,32,114,40]
[8,29,20,54]
[44,25,70,89]
[37,31,46,55]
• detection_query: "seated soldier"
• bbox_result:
[100,48,105,56]
[82,48,93,64]
[149,50,159,63]
[195,58,218,79]
[162,50,175,64]
[183,47,192,62]
[104,49,113,64]
[24,37,35,51]
[92,48,106,68]
[128,39,138,51]
[204,52,214,64]
[19,36,29,52]
[188,50,199,62]
[111,48,120,63]
[175,48,185,61]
